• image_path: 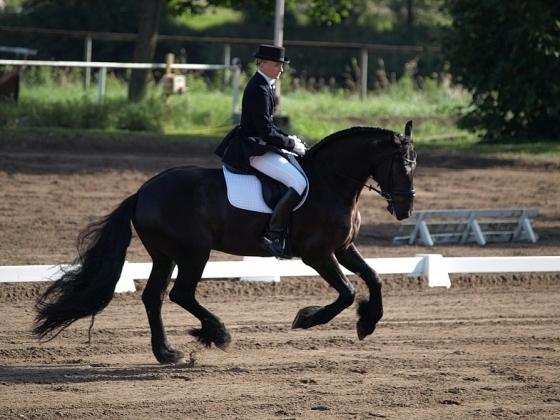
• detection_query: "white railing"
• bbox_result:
[1,255,559,293]
[0,58,242,113]
[394,208,538,246]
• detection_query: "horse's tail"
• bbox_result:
[33,193,139,340]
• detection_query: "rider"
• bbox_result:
[215,44,307,259]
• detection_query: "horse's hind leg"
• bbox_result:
[335,244,383,340]
[169,256,232,351]
[142,254,185,364]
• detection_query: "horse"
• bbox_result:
[33,121,417,364]
[0,70,20,102]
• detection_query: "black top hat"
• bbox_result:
[253,44,290,64]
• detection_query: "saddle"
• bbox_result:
[222,155,308,214]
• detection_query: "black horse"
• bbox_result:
[34,121,416,364]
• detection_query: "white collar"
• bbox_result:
[257,70,275,86]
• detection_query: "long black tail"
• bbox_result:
[33,193,138,340]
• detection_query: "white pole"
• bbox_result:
[97,67,106,104]
[274,0,284,46]
[273,0,285,111]
[84,35,92,90]
[232,58,241,121]
[360,48,368,100]
[224,44,231,85]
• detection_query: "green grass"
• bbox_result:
[2,72,558,159]
[172,7,244,30]
[4,80,469,140]
[1,75,234,134]
[283,85,471,142]
[3,0,24,8]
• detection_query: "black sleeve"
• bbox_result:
[244,83,295,151]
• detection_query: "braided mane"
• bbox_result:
[307,126,397,157]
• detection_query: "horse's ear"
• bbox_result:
[405,120,413,138]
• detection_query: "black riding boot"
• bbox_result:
[260,187,301,259]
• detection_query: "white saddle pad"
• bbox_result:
[222,156,309,214]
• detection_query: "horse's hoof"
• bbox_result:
[188,325,231,351]
[357,330,369,341]
[214,328,232,351]
[357,318,376,340]
[291,306,323,329]
[155,347,185,365]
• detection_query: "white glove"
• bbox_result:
[288,134,301,142]
[289,135,306,156]
[292,140,306,157]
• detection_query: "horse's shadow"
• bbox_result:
[0,363,201,385]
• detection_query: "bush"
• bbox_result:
[24,67,53,86]
[115,95,165,132]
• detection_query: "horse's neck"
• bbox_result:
[312,137,384,183]
[307,137,387,200]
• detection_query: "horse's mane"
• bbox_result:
[307,126,397,157]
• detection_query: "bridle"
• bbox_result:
[305,141,416,204]
[377,144,417,203]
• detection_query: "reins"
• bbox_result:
[302,143,416,203]
[304,154,389,198]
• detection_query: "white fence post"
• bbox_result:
[415,254,451,288]
[84,35,92,90]
[114,261,137,293]
[223,44,231,85]
[97,67,106,104]
[360,48,368,100]
[232,57,241,122]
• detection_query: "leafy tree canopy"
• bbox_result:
[166,0,353,26]
[442,0,560,141]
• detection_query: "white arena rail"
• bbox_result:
[1,255,559,293]
[0,58,242,111]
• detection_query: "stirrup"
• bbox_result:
[259,236,293,260]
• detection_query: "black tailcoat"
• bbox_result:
[215,72,296,171]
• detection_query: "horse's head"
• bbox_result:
[306,122,416,220]
[374,121,416,220]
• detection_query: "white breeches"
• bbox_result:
[249,152,307,195]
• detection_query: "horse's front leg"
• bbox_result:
[292,254,356,330]
[169,257,231,351]
[335,243,383,340]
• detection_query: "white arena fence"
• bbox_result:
[1,255,559,293]
[0,58,242,113]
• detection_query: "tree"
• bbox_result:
[127,0,355,101]
[442,0,560,141]
[10,0,149,62]
[128,0,163,101]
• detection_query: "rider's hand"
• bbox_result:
[289,135,306,156]
[288,134,301,142]
[292,136,305,156]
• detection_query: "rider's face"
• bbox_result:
[259,60,284,80]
